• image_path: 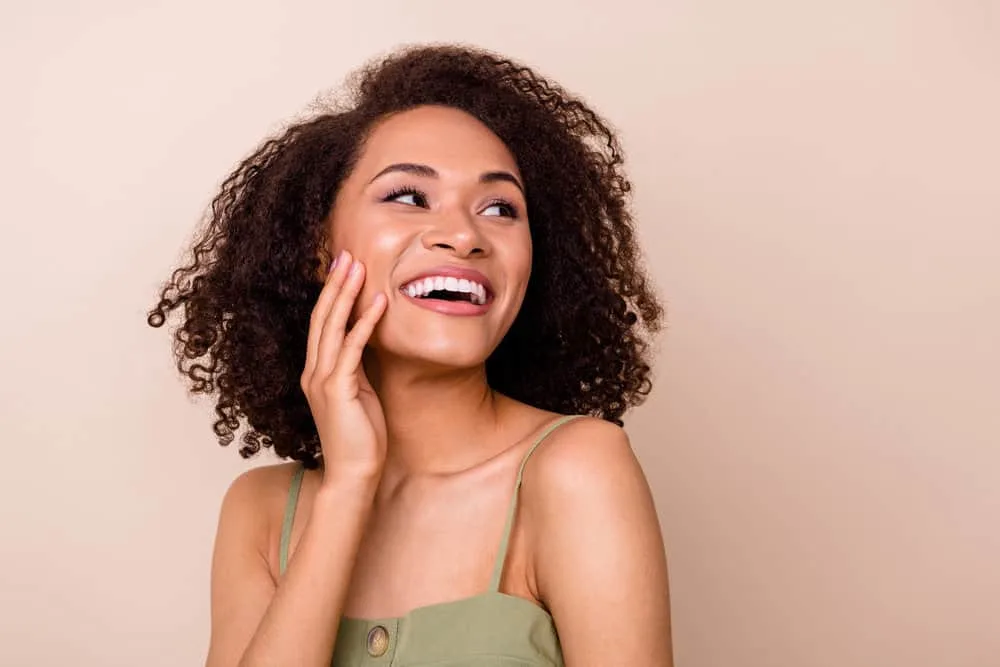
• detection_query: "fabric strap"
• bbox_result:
[279,466,305,576]
[488,415,582,592]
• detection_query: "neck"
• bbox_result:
[365,352,508,477]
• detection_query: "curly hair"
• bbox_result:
[149,44,663,467]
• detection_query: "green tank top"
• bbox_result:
[279,415,581,666]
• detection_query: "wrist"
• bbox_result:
[316,469,380,506]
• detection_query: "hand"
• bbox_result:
[301,251,388,484]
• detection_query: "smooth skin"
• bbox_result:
[205,106,672,667]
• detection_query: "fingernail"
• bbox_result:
[350,260,362,276]
[329,251,348,274]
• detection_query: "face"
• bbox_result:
[328,105,532,369]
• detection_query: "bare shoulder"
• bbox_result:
[207,462,310,665]
[521,415,642,496]
[519,416,673,664]
[518,415,656,560]
[221,461,302,515]
[216,462,305,554]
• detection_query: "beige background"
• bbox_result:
[2,1,998,665]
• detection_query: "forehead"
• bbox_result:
[354,105,521,177]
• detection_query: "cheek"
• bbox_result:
[346,223,416,312]
[367,225,410,261]
[330,208,408,274]
[509,232,533,291]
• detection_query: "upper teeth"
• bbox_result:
[404,276,488,305]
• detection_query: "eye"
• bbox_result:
[481,199,519,218]
[383,186,429,208]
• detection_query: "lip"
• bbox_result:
[397,265,495,317]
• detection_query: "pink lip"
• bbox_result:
[403,295,491,316]
[398,265,495,317]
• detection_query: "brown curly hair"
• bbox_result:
[148,44,663,467]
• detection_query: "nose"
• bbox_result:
[421,208,489,258]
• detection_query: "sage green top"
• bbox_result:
[279,415,581,666]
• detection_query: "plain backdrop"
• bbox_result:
[1,1,998,665]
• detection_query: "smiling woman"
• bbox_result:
[148,44,671,667]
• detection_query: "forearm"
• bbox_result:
[238,476,375,667]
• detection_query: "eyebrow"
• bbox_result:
[369,162,525,194]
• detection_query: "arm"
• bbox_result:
[206,253,388,666]
[525,418,673,666]
[205,467,376,667]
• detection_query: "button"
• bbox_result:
[366,625,389,657]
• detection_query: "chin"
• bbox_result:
[379,343,491,372]
[373,324,496,372]
[367,303,510,372]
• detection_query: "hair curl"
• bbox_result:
[149,44,663,467]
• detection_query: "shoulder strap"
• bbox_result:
[488,415,584,592]
[279,466,306,576]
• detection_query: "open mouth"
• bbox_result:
[401,275,490,305]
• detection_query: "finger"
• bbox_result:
[333,291,387,379]
[304,250,351,380]
[303,250,351,381]
[315,259,367,377]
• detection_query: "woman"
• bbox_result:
[150,44,672,666]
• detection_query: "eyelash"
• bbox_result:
[381,186,520,219]
[382,186,428,207]
[484,198,520,219]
